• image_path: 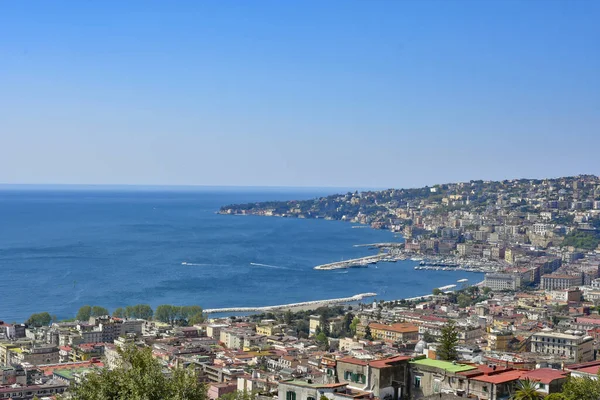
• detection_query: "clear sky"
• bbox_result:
[1,0,599,189]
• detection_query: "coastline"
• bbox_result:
[205,278,486,317]
[203,292,377,314]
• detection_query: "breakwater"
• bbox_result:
[314,255,387,270]
[203,292,377,314]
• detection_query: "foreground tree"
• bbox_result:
[68,345,206,400]
[437,320,458,361]
[220,390,257,400]
[512,379,543,400]
[545,374,600,400]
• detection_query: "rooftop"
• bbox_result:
[409,358,476,373]
[521,368,569,384]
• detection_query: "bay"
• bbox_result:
[0,188,483,322]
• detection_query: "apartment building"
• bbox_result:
[531,331,593,362]
[483,273,521,291]
[541,274,582,290]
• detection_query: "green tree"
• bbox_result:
[125,304,154,320]
[342,313,354,335]
[68,345,206,400]
[180,306,203,326]
[513,379,543,400]
[432,288,442,296]
[422,331,436,343]
[437,320,458,361]
[25,312,52,327]
[457,293,472,308]
[319,314,331,336]
[188,312,205,326]
[76,305,92,321]
[364,325,373,340]
[91,306,109,317]
[220,390,257,400]
[155,305,176,324]
[113,308,125,318]
[315,332,329,350]
[349,316,360,335]
[482,287,492,295]
[284,309,293,325]
[551,374,600,400]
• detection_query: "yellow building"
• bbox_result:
[256,323,283,337]
[0,343,19,366]
[486,330,513,352]
[309,315,321,336]
[368,322,419,343]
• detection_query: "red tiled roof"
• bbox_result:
[574,365,600,375]
[471,370,525,384]
[368,322,418,333]
[369,356,411,368]
[338,357,369,366]
[521,369,569,384]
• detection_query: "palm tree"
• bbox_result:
[512,379,543,400]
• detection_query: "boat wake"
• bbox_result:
[250,262,289,270]
[182,262,210,266]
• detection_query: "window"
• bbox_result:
[286,391,296,400]
[308,397,316,400]
[414,376,421,388]
[345,371,352,380]
[538,383,546,390]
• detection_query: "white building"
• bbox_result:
[531,331,594,363]
[483,273,521,291]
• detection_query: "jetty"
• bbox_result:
[314,255,384,270]
[203,292,377,314]
[353,242,404,248]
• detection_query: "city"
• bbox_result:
[2,175,600,399]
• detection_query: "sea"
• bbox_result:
[0,187,484,322]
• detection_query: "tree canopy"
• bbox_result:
[513,379,543,400]
[544,373,600,400]
[437,320,458,361]
[154,305,204,326]
[67,345,206,400]
[25,312,51,327]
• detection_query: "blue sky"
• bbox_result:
[1,0,599,188]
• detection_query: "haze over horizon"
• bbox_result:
[2,1,599,188]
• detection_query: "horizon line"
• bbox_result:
[0,183,387,192]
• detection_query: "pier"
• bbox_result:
[314,255,385,270]
[203,292,377,314]
[353,242,404,248]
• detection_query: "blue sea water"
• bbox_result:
[0,188,483,322]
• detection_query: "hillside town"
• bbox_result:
[4,280,600,400]
[3,175,600,399]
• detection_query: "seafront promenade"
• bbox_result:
[203,292,377,314]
